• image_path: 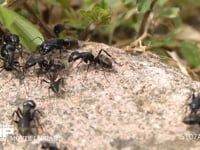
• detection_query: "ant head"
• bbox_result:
[4,34,20,46]
[36,44,43,52]
[23,100,36,109]
[54,24,66,37]
[97,49,111,57]
[41,59,49,67]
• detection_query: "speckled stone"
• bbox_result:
[0,41,200,149]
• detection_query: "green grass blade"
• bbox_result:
[0,6,44,51]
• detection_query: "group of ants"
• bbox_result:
[3,23,200,149]
[0,24,114,150]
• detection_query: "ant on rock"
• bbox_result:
[0,43,22,73]
[38,38,79,56]
[183,89,200,125]
[40,60,65,97]
[41,141,68,150]
[12,100,42,136]
[24,57,49,77]
[68,49,112,70]
[0,33,24,73]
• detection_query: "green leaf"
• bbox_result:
[96,0,109,9]
[180,41,200,68]
[0,0,5,4]
[137,0,151,13]
[64,8,88,30]
[155,0,168,8]
[103,0,122,8]
[163,28,181,41]
[45,0,71,7]
[80,6,111,26]
[160,7,180,18]
[121,0,133,5]
[0,6,44,52]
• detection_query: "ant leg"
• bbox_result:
[36,68,46,86]
[40,79,50,97]
[74,59,83,68]
[12,108,23,120]
[17,108,23,117]
[32,109,43,117]
[103,70,110,83]
[57,77,64,85]
[0,58,5,73]
[48,87,52,99]
[59,49,63,58]
[49,78,64,97]
[61,78,66,91]
[51,79,61,95]
[98,49,120,66]
[97,49,112,58]
[13,120,19,124]
[12,111,18,120]
[32,109,43,131]
[87,62,92,71]
[22,81,29,97]
[12,62,25,77]
[16,108,23,118]
[57,78,65,91]
[40,79,50,88]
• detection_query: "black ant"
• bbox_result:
[0,33,23,73]
[1,44,15,59]
[41,141,68,150]
[53,24,83,39]
[12,100,42,136]
[0,43,22,73]
[42,73,64,97]
[187,90,200,114]
[41,141,60,150]
[47,60,65,79]
[183,113,200,125]
[68,49,112,70]
[37,38,79,55]
[2,33,23,58]
[24,57,49,77]
[53,24,66,37]
[3,33,20,47]
[183,89,200,125]
[0,25,20,48]
[41,60,65,96]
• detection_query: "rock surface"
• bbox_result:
[0,41,200,150]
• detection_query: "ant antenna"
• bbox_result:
[31,36,44,43]
[97,49,112,58]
